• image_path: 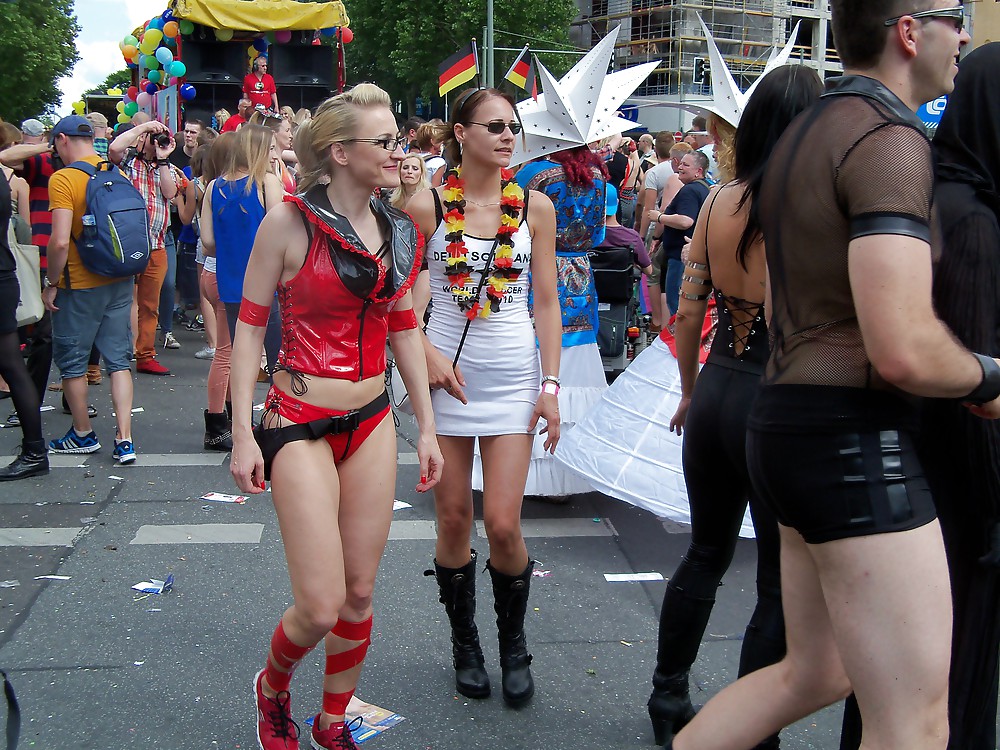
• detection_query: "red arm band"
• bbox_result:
[238,297,271,327]
[387,308,418,332]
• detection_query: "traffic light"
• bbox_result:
[693,58,709,85]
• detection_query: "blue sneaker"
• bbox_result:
[113,439,137,464]
[48,427,101,454]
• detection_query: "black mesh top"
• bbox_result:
[758,75,934,390]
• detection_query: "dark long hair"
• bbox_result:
[552,145,609,188]
[439,87,519,166]
[734,64,824,269]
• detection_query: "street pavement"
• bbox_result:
[0,324,846,749]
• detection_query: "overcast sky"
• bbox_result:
[57,0,166,113]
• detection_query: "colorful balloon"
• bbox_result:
[155,46,173,65]
[123,34,138,47]
[248,46,258,59]
[179,83,197,101]
[107,87,123,96]
[321,27,337,37]
[127,85,138,100]
[161,9,174,21]
[124,102,138,116]
[215,28,234,41]
[275,30,292,44]
[163,21,179,38]
[168,61,186,78]
[147,70,161,83]
[142,55,160,70]
[252,37,269,52]
[148,17,163,30]
[118,113,131,124]
[136,92,152,107]
[122,44,138,59]
[116,101,125,113]
[179,19,194,35]
[341,27,354,43]
[145,83,159,95]
[144,28,163,45]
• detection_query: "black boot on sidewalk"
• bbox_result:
[203,410,233,451]
[425,550,491,698]
[0,440,50,481]
[488,559,535,707]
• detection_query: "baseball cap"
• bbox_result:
[49,115,94,145]
[605,183,619,216]
[20,119,45,137]
[86,112,108,128]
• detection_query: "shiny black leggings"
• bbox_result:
[653,364,785,700]
[0,330,42,444]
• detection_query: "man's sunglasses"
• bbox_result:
[466,121,523,135]
[884,5,965,31]
[342,136,407,151]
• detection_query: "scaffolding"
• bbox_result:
[572,0,839,100]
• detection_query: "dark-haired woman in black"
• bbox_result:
[647,64,823,747]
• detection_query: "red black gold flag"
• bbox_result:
[504,45,538,100]
[438,41,479,97]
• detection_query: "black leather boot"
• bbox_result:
[488,559,535,707]
[425,550,491,698]
[203,410,233,451]
[648,581,716,746]
[0,440,49,481]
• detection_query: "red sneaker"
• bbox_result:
[136,358,171,376]
[254,669,300,750]
[309,715,361,750]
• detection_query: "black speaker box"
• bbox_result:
[182,40,247,84]
[269,45,335,87]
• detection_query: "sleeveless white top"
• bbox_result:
[424,211,541,436]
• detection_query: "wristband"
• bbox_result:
[387,308,418,332]
[541,381,560,396]
[541,375,560,386]
[963,353,1000,406]
[238,296,271,327]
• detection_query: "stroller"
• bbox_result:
[590,244,643,382]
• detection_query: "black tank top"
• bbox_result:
[0,172,14,274]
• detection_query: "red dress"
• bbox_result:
[243,73,276,109]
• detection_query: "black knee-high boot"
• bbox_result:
[488,559,534,707]
[648,580,714,746]
[426,550,491,698]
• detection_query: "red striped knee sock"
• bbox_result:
[263,619,313,693]
[321,615,374,720]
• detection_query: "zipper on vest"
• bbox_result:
[357,298,373,381]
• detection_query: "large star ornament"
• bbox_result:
[511,27,659,166]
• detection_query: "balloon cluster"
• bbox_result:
[117,8,196,125]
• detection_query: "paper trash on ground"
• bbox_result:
[132,574,174,594]
[34,575,71,581]
[604,572,664,582]
[200,492,247,504]
[392,500,412,511]
[305,697,405,743]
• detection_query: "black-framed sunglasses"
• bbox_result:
[884,5,965,31]
[466,120,523,135]
[341,135,407,151]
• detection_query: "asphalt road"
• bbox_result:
[0,324,846,749]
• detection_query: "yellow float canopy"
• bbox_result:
[170,0,349,31]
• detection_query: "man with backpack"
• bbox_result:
[41,116,143,462]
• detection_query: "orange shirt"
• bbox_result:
[48,155,119,290]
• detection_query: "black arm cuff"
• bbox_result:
[964,353,1000,406]
[849,213,930,243]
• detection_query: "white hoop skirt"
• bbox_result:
[553,336,755,538]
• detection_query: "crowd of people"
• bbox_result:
[0,2,999,750]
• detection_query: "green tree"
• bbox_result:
[0,0,80,122]
[345,0,579,114]
[84,69,133,98]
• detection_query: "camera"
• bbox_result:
[152,133,171,149]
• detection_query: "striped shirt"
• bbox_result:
[120,150,178,250]
[15,154,54,267]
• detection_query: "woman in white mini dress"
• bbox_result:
[407,87,561,708]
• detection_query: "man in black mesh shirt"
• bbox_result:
[664,4,1000,750]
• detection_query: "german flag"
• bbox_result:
[438,41,479,97]
[504,45,531,89]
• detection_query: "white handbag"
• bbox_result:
[10,223,42,327]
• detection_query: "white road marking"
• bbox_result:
[129,523,264,544]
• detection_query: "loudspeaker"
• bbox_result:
[182,41,247,84]
[269,45,335,87]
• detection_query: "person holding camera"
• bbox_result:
[109,120,181,376]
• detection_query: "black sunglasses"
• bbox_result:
[466,121,523,136]
[884,5,965,31]
[341,135,407,151]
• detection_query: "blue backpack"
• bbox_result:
[68,161,152,279]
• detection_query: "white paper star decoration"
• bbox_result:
[511,27,659,166]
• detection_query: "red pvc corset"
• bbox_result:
[276,194,423,382]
